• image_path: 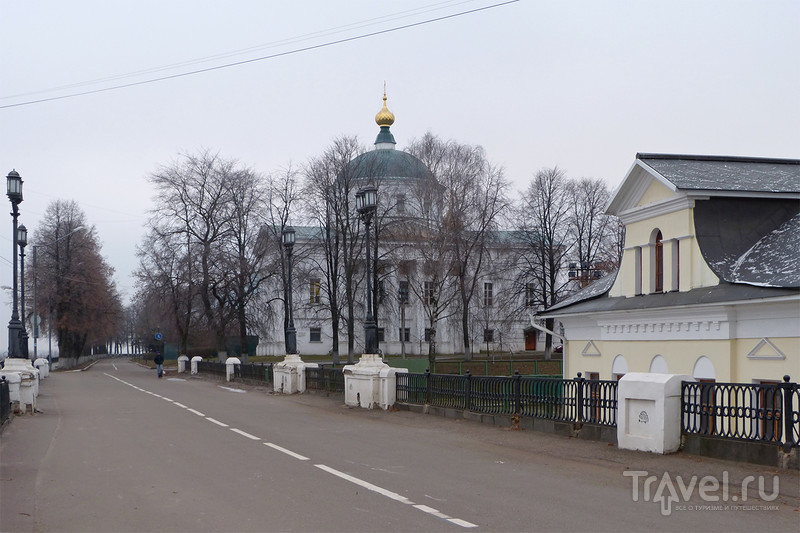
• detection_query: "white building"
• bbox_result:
[258,95,534,358]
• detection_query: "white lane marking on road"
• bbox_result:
[314,464,477,528]
[173,402,187,408]
[206,417,229,427]
[413,505,450,519]
[264,442,309,461]
[187,409,205,417]
[314,464,413,505]
[218,386,246,393]
[112,364,118,371]
[230,428,260,440]
[167,378,186,381]
[448,518,478,528]
[162,397,174,402]
[150,393,163,398]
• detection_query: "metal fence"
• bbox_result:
[196,361,227,378]
[396,371,618,427]
[236,362,274,384]
[306,366,345,393]
[1,376,10,425]
[681,376,799,451]
[194,361,274,385]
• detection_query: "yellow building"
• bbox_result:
[543,154,799,385]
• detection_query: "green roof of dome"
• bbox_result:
[348,148,434,181]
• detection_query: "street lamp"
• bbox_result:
[356,186,378,355]
[282,226,297,354]
[18,224,29,359]
[6,170,23,359]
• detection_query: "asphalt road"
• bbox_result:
[2,358,798,532]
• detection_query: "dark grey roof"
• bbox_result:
[543,282,798,317]
[546,271,618,312]
[637,154,800,193]
[694,197,800,288]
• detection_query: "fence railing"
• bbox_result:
[306,366,345,393]
[681,376,799,451]
[432,359,562,377]
[196,361,227,378]
[396,371,618,427]
[236,362,274,384]
[1,376,10,425]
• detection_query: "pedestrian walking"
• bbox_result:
[154,351,164,378]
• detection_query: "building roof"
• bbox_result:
[546,153,800,315]
[348,148,434,182]
[695,197,800,288]
[637,153,800,193]
[347,93,434,183]
[544,281,798,317]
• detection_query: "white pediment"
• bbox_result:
[746,338,786,360]
[606,160,678,216]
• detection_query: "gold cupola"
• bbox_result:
[375,91,395,128]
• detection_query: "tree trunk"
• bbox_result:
[461,304,472,361]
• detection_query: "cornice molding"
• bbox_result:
[617,194,703,225]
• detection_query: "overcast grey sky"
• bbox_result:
[0,0,797,329]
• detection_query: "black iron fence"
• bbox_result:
[306,365,345,393]
[236,362,274,384]
[194,361,274,385]
[196,361,227,378]
[1,376,10,424]
[681,376,799,451]
[396,371,618,427]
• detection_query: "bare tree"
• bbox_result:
[31,200,122,362]
[220,167,279,361]
[517,167,573,359]
[145,150,276,359]
[302,136,366,364]
[567,177,617,287]
[258,165,303,354]
[134,226,196,353]
[407,133,509,361]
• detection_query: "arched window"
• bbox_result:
[654,230,664,292]
[649,354,668,374]
[692,356,716,381]
[612,354,628,380]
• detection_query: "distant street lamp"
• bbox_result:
[356,186,378,355]
[18,224,29,359]
[6,170,23,359]
[282,226,297,355]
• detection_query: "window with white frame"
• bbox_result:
[310,278,321,304]
[423,281,435,306]
[483,282,494,307]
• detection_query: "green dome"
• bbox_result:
[348,148,434,182]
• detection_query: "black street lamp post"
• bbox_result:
[18,224,29,359]
[6,170,23,359]
[282,226,297,355]
[356,186,378,355]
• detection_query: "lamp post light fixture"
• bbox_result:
[18,224,29,359]
[6,170,23,359]
[282,225,297,355]
[356,186,378,355]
